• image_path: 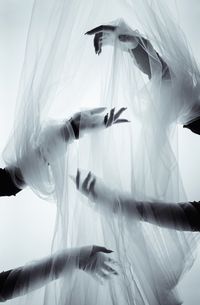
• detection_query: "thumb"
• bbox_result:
[92,246,114,254]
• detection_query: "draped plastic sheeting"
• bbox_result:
[3,0,200,304]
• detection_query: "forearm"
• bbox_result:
[129,36,171,80]
[118,194,200,232]
[0,249,77,301]
[88,179,200,232]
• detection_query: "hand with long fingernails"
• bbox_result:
[70,107,129,138]
[85,22,139,55]
[78,245,118,283]
[72,170,120,215]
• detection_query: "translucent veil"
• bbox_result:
[3,0,200,304]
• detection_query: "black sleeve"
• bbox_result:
[69,118,79,139]
[183,117,200,135]
[0,168,22,197]
[0,269,19,302]
[180,201,200,231]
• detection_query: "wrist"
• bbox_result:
[61,119,77,143]
[69,117,79,139]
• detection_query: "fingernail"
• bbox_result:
[107,249,114,253]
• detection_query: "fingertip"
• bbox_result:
[85,30,91,35]
[104,248,114,253]
[114,119,130,124]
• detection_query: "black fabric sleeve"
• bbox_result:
[133,199,200,232]
[183,117,200,135]
[0,269,19,302]
[69,118,79,139]
[0,168,22,197]
[185,201,200,231]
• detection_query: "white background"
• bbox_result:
[0,0,200,304]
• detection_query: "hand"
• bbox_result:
[70,107,129,138]
[72,170,118,214]
[75,170,97,201]
[78,245,118,283]
[85,22,139,55]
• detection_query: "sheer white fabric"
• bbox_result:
[3,0,200,304]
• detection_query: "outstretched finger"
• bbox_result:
[104,113,109,125]
[107,108,115,127]
[94,33,102,54]
[92,245,113,254]
[85,25,116,35]
[82,172,92,192]
[76,170,80,189]
[114,119,130,124]
[103,263,118,275]
[89,177,96,198]
[114,107,127,120]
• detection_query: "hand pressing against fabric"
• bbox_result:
[72,170,120,215]
[85,21,139,55]
[78,245,118,283]
[69,107,129,139]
